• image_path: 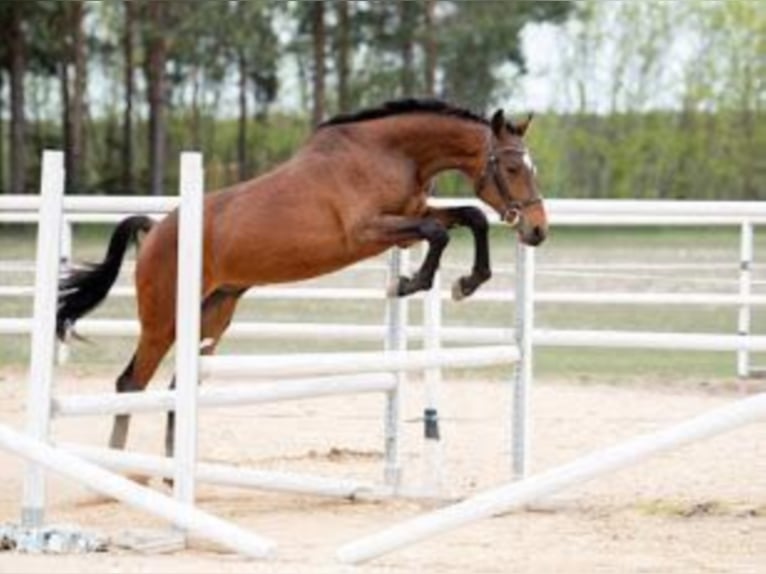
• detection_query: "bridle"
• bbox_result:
[475,138,543,226]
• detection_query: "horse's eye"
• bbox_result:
[506,166,519,175]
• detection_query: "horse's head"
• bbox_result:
[474,109,547,247]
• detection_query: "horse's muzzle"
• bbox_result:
[519,224,547,247]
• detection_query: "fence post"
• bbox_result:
[738,221,753,378]
[422,243,444,493]
[384,248,408,488]
[174,152,204,529]
[512,242,535,480]
[21,151,65,526]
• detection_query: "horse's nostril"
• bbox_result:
[526,225,546,246]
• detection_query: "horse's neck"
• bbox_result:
[372,116,489,184]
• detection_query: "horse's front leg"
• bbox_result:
[428,206,491,301]
[390,217,450,297]
[359,215,450,298]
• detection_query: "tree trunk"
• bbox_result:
[69,1,86,192]
[122,0,135,192]
[311,1,326,126]
[399,1,415,96]
[424,0,436,97]
[146,0,167,196]
[60,60,71,182]
[336,0,350,113]
[0,72,4,193]
[190,65,201,150]
[9,4,26,195]
[237,51,248,181]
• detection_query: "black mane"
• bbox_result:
[318,98,489,130]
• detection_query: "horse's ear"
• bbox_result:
[514,112,534,137]
[490,109,505,136]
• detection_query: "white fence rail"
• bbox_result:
[2,195,764,377]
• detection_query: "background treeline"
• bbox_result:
[0,1,763,200]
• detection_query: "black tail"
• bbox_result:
[56,215,155,341]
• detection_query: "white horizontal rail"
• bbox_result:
[3,195,766,224]
[535,329,766,352]
[5,284,766,307]
[0,318,513,344]
[0,424,276,559]
[337,392,766,564]
[202,346,519,380]
[0,195,178,214]
[0,212,165,225]
[64,443,385,500]
[53,373,397,417]
[6,318,766,353]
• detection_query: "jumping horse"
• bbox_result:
[57,98,548,456]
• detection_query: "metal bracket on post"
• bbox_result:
[383,248,408,489]
[512,241,534,480]
[21,151,66,527]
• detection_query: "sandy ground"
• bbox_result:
[0,369,765,574]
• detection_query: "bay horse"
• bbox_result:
[57,98,547,456]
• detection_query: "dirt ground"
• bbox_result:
[0,369,765,574]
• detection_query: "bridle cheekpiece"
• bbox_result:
[476,138,542,227]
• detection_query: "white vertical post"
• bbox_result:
[174,152,204,522]
[422,244,444,494]
[56,221,73,365]
[21,151,65,526]
[384,248,408,488]
[738,221,753,378]
[512,242,534,480]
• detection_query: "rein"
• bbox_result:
[476,141,542,226]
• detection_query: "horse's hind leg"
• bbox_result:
[109,328,174,449]
[164,288,245,458]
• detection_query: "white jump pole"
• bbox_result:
[0,425,276,559]
[384,248,409,488]
[738,221,753,378]
[21,151,65,527]
[174,152,204,529]
[64,443,384,500]
[53,373,398,417]
[337,392,766,564]
[512,242,534,479]
[201,346,518,380]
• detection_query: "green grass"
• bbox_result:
[1,223,764,383]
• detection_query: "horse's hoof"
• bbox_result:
[386,276,406,298]
[451,279,467,301]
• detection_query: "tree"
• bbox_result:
[311,1,326,126]
[60,1,88,193]
[423,0,436,96]
[437,1,572,110]
[398,0,417,96]
[144,0,168,195]
[5,3,26,194]
[228,1,278,178]
[335,0,351,113]
[122,0,135,192]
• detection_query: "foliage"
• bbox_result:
[0,1,763,200]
